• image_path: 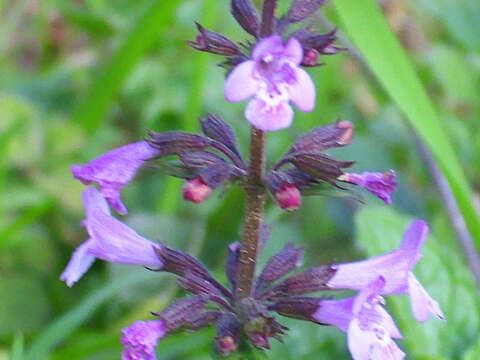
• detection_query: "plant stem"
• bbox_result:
[235,0,276,304]
[236,127,266,301]
[414,134,480,288]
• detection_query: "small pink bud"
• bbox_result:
[275,185,301,211]
[336,120,354,146]
[303,48,319,66]
[183,178,212,203]
[248,332,270,349]
[216,335,237,354]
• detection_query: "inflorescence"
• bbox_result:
[61,1,443,359]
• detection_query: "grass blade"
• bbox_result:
[25,271,153,360]
[334,0,480,248]
[73,0,179,134]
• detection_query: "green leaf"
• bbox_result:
[25,271,154,360]
[428,45,479,105]
[73,0,180,134]
[355,206,480,358]
[49,0,115,38]
[10,332,24,360]
[463,336,480,360]
[417,0,480,51]
[334,0,480,249]
[0,274,51,337]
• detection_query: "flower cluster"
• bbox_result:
[61,0,444,359]
[62,188,443,359]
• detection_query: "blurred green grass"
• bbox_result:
[0,0,479,359]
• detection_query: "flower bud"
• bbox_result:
[153,295,209,332]
[237,297,284,349]
[264,265,336,298]
[266,171,303,211]
[147,131,211,155]
[155,246,211,279]
[179,151,225,169]
[231,0,260,37]
[269,297,321,322]
[188,23,240,56]
[183,177,212,203]
[289,153,354,183]
[186,311,220,331]
[292,29,345,65]
[258,243,304,284]
[289,120,354,153]
[286,0,327,23]
[247,332,270,349]
[215,313,240,356]
[200,113,240,156]
[302,48,321,67]
[275,184,302,211]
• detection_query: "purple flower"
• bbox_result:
[327,220,444,322]
[60,188,163,287]
[71,141,161,214]
[224,35,315,131]
[121,320,166,360]
[338,171,397,205]
[314,277,405,360]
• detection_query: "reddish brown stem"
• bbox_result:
[235,0,276,303]
[235,127,266,301]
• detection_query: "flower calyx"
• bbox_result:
[189,22,242,56]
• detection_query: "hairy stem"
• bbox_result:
[236,127,266,301]
[235,0,276,303]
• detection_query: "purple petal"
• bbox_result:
[252,35,283,60]
[224,60,257,102]
[60,240,96,287]
[369,337,405,360]
[86,205,163,267]
[61,188,163,287]
[408,273,445,322]
[351,277,402,339]
[121,320,166,360]
[83,185,111,217]
[348,311,404,360]
[313,297,354,332]
[328,221,428,294]
[398,220,428,268]
[71,141,161,214]
[287,67,315,112]
[348,319,376,360]
[352,276,386,316]
[245,98,294,131]
[339,171,397,205]
[283,37,303,65]
[374,306,403,339]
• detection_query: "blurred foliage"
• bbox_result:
[0,0,479,359]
